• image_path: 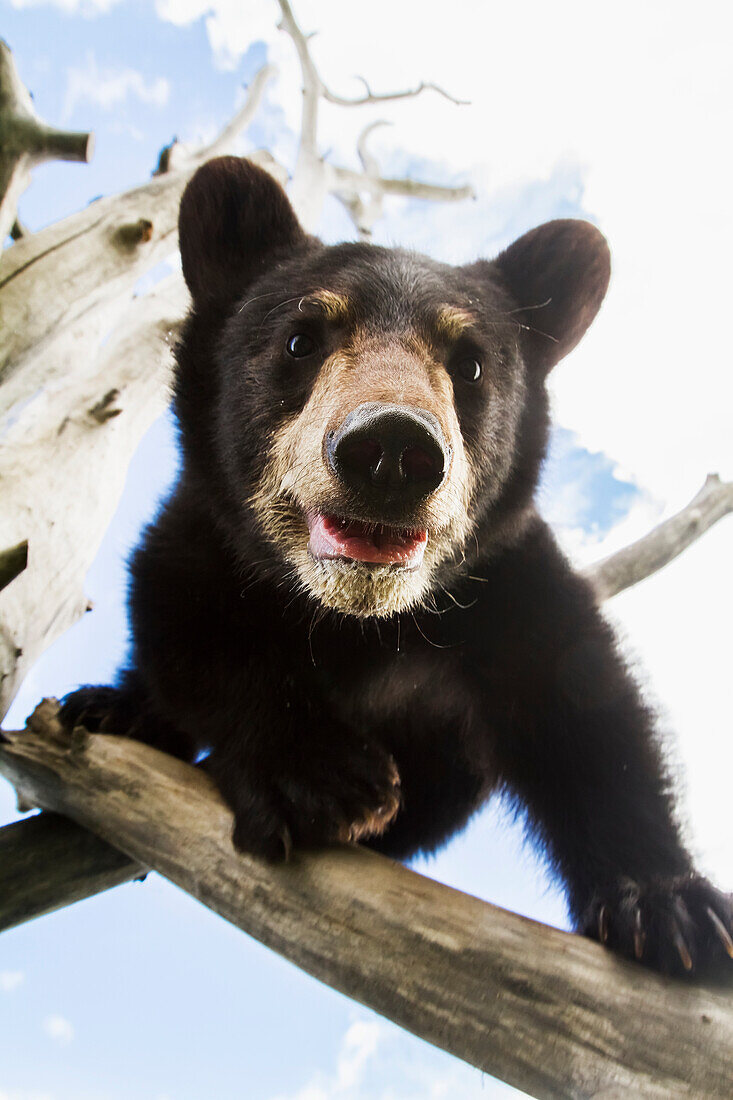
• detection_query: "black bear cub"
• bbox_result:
[62,156,732,976]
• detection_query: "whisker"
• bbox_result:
[439,583,477,611]
[410,611,453,649]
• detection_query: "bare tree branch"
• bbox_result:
[0,60,278,391]
[276,0,328,227]
[1,701,731,1100]
[333,164,474,203]
[331,121,392,238]
[0,17,466,725]
[0,275,187,718]
[356,119,390,176]
[0,39,93,243]
[0,812,141,933]
[153,64,279,175]
[276,0,472,234]
[323,76,470,108]
[586,475,733,601]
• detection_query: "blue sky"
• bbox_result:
[2,2,732,1099]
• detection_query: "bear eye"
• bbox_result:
[455,357,482,383]
[286,333,317,359]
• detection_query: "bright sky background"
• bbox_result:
[1,2,732,1098]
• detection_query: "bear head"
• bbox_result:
[175,156,610,618]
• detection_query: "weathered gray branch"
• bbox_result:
[333,163,473,203]
[0,811,141,932]
[277,3,467,115]
[0,700,731,1100]
[0,63,277,720]
[332,121,391,237]
[585,475,733,601]
[331,121,474,237]
[0,39,93,243]
[0,276,187,717]
[323,76,470,108]
[0,62,277,390]
[276,0,473,235]
[152,63,280,176]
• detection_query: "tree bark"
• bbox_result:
[0,811,141,932]
[585,475,733,601]
[0,275,188,716]
[1,701,731,1100]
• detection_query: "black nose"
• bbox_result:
[327,403,449,502]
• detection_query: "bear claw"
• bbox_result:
[633,907,645,959]
[582,874,733,976]
[707,906,733,958]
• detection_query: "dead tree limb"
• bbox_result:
[0,58,278,719]
[0,275,188,716]
[276,0,473,235]
[322,76,470,108]
[585,474,733,601]
[0,65,278,388]
[0,700,731,1100]
[0,811,141,932]
[0,39,93,244]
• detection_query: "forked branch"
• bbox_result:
[276,0,473,235]
[323,76,469,108]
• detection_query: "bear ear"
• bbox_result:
[494,219,611,373]
[178,156,308,308]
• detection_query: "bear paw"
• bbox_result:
[59,685,137,736]
[211,739,402,860]
[59,684,194,760]
[581,873,733,977]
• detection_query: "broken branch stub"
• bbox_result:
[0,39,93,244]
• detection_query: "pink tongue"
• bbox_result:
[308,513,428,566]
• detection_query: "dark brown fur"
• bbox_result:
[61,157,733,977]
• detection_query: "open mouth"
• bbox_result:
[307,512,428,568]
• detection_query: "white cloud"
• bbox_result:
[0,970,24,992]
[64,53,170,120]
[271,1017,523,1100]
[10,0,121,12]
[43,1015,74,1045]
[155,0,280,70]
[272,1020,381,1100]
